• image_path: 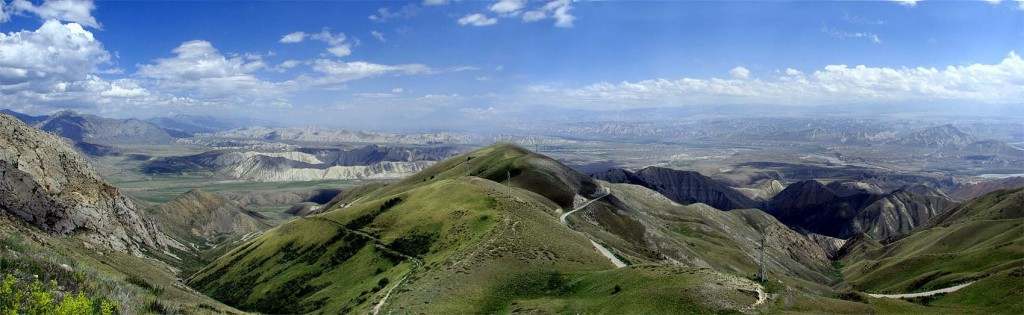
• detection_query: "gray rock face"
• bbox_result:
[0,114,182,256]
[592,166,759,210]
[768,180,956,240]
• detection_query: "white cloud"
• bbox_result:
[1016,0,1024,9]
[522,0,575,28]
[9,0,99,28]
[327,44,352,57]
[271,60,301,72]
[422,0,447,5]
[785,68,803,76]
[490,0,525,16]
[310,60,433,84]
[309,28,354,57]
[458,13,498,26]
[529,51,1024,109]
[391,88,404,93]
[0,19,108,89]
[137,40,288,107]
[729,66,750,79]
[822,26,882,44]
[369,5,417,23]
[1,1,11,22]
[892,0,921,7]
[138,40,265,80]
[981,0,1001,4]
[371,30,386,42]
[279,31,307,43]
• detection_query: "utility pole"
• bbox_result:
[507,171,512,196]
[758,234,766,282]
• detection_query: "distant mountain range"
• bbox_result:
[1,126,1021,313]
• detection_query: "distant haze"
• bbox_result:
[1,0,1022,132]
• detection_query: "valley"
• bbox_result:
[1,109,1022,314]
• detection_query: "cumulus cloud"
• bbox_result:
[490,0,525,16]
[528,52,1024,109]
[310,28,353,57]
[459,0,575,28]
[279,31,307,43]
[729,66,750,79]
[892,0,921,7]
[137,40,288,107]
[458,13,498,26]
[522,0,575,27]
[8,0,100,28]
[0,19,108,90]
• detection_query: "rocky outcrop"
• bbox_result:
[142,145,457,182]
[592,166,759,210]
[735,179,786,202]
[768,181,956,240]
[228,156,434,182]
[0,113,182,256]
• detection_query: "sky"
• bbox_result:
[0,0,1022,131]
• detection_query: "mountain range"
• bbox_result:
[0,110,1021,313]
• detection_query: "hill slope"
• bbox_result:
[592,166,759,210]
[189,143,843,314]
[838,188,1023,314]
[0,113,239,313]
[147,189,271,245]
[768,180,956,240]
[0,113,182,256]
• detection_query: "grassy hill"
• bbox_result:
[187,142,1021,314]
[839,188,1024,314]
[187,143,812,313]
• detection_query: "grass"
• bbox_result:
[841,189,1024,294]
[0,215,240,314]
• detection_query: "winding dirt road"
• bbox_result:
[558,186,627,268]
[866,281,977,299]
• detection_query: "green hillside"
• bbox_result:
[0,213,240,314]
[187,143,803,313]
[839,188,1024,314]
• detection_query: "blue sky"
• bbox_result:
[1,0,1022,130]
